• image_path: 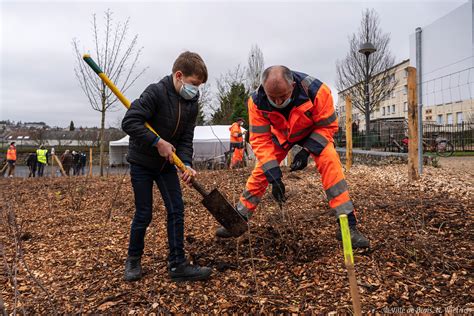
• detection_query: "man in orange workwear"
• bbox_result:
[229,118,245,168]
[6,142,17,178]
[216,66,369,248]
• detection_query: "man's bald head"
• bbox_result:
[262,66,293,88]
[261,66,295,107]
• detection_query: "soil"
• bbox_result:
[0,163,472,314]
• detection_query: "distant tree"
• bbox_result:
[197,83,212,125]
[246,44,265,92]
[211,65,249,125]
[336,9,397,148]
[72,9,147,176]
[69,120,75,131]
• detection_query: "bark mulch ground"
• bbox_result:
[1,163,472,314]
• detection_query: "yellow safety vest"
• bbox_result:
[37,149,48,164]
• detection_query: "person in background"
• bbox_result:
[61,150,74,176]
[79,152,87,175]
[6,142,17,178]
[229,118,246,169]
[72,150,80,175]
[36,145,48,177]
[26,152,37,177]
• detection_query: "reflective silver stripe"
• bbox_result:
[310,132,329,147]
[289,126,313,139]
[242,190,261,205]
[301,75,316,94]
[325,179,348,201]
[237,201,252,219]
[249,125,270,133]
[314,112,337,127]
[334,201,354,217]
[261,160,279,172]
[230,141,242,144]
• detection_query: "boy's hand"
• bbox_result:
[155,139,175,163]
[180,166,196,185]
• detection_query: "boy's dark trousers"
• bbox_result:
[128,163,186,267]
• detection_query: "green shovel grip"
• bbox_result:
[83,54,103,74]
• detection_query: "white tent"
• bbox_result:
[109,135,130,166]
[108,125,252,166]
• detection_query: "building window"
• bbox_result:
[403,86,408,95]
[446,113,453,125]
[456,112,463,124]
[404,69,408,78]
[382,107,385,116]
[392,104,396,114]
[436,114,443,125]
[404,102,408,112]
[391,90,395,98]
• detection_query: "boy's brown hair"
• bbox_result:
[172,51,208,83]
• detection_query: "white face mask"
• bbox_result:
[268,97,292,109]
[179,79,199,100]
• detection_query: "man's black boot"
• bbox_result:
[169,261,212,282]
[336,225,370,249]
[215,226,244,238]
[124,256,142,282]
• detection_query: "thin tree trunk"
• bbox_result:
[99,95,106,177]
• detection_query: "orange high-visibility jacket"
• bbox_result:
[248,71,338,181]
[6,145,17,161]
[229,122,243,145]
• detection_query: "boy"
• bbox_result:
[122,51,211,282]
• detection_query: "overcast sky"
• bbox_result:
[0,0,465,128]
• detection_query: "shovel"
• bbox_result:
[82,55,247,237]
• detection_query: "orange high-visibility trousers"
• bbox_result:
[236,140,353,219]
[230,147,244,168]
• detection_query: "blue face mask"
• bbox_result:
[179,80,199,100]
[268,97,292,109]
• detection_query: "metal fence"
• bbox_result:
[336,121,474,152]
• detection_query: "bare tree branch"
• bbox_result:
[246,44,265,92]
[336,8,398,141]
[72,9,146,176]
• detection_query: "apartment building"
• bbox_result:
[336,59,410,131]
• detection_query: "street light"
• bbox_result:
[359,42,377,149]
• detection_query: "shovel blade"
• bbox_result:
[202,189,248,237]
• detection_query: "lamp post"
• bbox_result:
[358,42,376,149]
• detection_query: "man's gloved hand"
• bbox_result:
[290,148,310,172]
[271,178,286,203]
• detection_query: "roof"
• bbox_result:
[109,125,247,146]
[338,59,410,94]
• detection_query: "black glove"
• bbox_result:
[290,148,310,172]
[271,178,286,203]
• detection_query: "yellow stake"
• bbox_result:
[339,214,361,316]
[340,214,354,265]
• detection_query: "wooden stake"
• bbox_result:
[0,162,8,176]
[51,151,54,177]
[407,67,419,180]
[89,147,93,177]
[345,96,353,171]
[339,214,362,316]
[52,154,66,176]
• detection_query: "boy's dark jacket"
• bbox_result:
[122,75,199,170]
